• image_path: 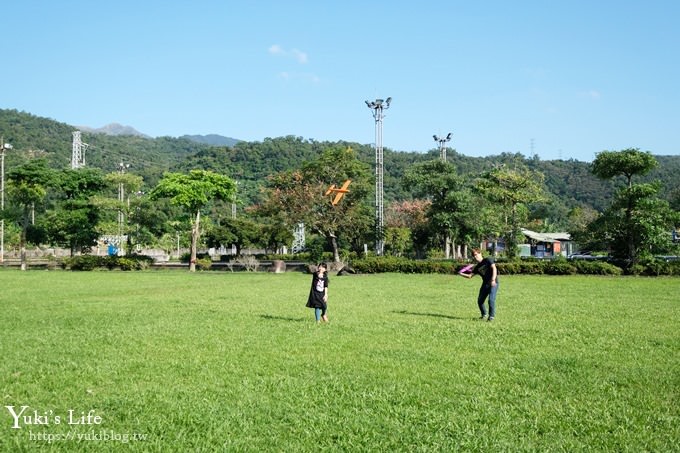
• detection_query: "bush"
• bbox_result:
[194,257,213,271]
[543,259,577,275]
[629,258,680,276]
[234,255,260,272]
[61,254,154,271]
[348,256,672,276]
[351,257,457,274]
[573,260,622,276]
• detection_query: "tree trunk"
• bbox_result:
[190,210,200,272]
[20,211,29,271]
[325,233,340,263]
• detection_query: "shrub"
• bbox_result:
[631,258,680,276]
[543,260,577,275]
[234,255,260,272]
[62,255,103,271]
[351,257,457,274]
[573,260,622,276]
[61,254,154,271]
[195,257,213,271]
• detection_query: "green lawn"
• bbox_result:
[0,271,678,452]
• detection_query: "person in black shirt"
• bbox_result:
[462,248,499,321]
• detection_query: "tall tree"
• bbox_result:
[592,148,658,189]
[403,160,475,258]
[103,171,144,253]
[150,170,236,271]
[591,148,662,265]
[385,199,431,258]
[258,146,372,263]
[6,159,53,270]
[475,165,546,258]
[205,216,262,257]
[43,168,107,256]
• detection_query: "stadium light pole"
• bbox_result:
[118,161,131,255]
[1,138,13,263]
[433,132,452,162]
[365,97,391,256]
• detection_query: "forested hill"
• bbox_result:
[1,108,678,215]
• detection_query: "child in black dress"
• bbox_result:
[306,262,329,322]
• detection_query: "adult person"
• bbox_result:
[462,248,499,321]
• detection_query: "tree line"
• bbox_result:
[1,109,678,270]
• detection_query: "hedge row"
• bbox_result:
[350,257,680,276]
[61,254,154,271]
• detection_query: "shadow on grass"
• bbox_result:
[260,314,307,322]
[392,310,467,321]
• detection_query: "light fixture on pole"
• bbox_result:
[433,132,452,162]
[117,162,131,255]
[365,97,391,256]
[1,138,14,264]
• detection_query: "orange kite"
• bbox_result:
[325,179,351,206]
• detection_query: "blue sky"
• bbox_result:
[2,1,678,162]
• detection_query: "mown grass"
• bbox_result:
[0,270,678,452]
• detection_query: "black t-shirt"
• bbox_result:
[473,257,497,285]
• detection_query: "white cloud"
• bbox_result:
[587,90,601,99]
[268,44,308,64]
[290,48,308,64]
[580,89,601,100]
[268,44,284,55]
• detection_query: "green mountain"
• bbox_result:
[181,134,240,147]
[1,108,678,223]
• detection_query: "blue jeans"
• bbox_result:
[314,307,327,321]
[477,282,499,318]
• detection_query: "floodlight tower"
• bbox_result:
[1,138,13,263]
[433,132,452,162]
[118,161,131,254]
[365,97,391,256]
[71,131,90,169]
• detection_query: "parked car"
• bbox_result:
[567,254,607,260]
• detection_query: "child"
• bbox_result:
[306,262,329,322]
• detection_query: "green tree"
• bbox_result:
[150,170,236,271]
[103,171,144,253]
[592,148,658,189]
[591,148,663,265]
[403,160,476,258]
[43,168,107,256]
[585,182,678,265]
[475,165,546,259]
[205,217,261,257]
[258,146,373,263]
[385,199,431,258]
[6,159,53,270]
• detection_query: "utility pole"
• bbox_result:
[232,181,238,219]
[365,97,391,256]
[433,133,453,258]
[118,162,130,255]
[433,133,452,162]
[1,137,13,264]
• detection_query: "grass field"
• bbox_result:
[0,270,678,452]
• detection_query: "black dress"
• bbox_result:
[306,272,329,310]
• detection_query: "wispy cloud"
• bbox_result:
[580,89,601,100]
[268,44,308,64]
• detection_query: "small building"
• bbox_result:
[520,228,574,258]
